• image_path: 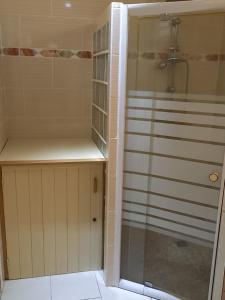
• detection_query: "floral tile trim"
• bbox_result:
[128,51,225,62]
[2,48,92,59]
[3,48,19,56]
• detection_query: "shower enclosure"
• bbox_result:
[118,1,225,300]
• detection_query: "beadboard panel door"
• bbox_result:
[1,163,103,279]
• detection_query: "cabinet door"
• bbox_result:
[2,163,103,279]
[78,163,104,271]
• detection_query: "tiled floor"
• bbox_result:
[2,271,153,300]
[121,225,211,300]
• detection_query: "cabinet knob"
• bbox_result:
[209,172,219,183]
[93,218,97,222]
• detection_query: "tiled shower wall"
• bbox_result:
[0,0,160,139]
[128,13,225,95]
[0,0,95,138]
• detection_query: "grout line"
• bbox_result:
[94,271,103,299]
[22,87,25,116]
[80,297,102,300]
[2,87,94,91]
[50,0,53,16]
[51,57,54,89]
[18,15,22,49]
[50,275,53,300]
[14,13,97,23]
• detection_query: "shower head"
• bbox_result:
[159,14,181,26]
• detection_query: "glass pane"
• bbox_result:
[121,11,225,300]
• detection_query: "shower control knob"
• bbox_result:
[209,172,219,183]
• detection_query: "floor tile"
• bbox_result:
[51,272,101,300]
[2,272,153,300]
[95,271,150,300]
[2,276,51,300]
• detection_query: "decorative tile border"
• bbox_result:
[3,48,20,56]
[3,48,223,62]
[2,48,92,59]
[129,51,225,62]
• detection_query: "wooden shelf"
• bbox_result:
[0,138,106,165]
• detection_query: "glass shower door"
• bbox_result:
[121,11,225,300]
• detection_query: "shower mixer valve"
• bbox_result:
[158,14,189,94]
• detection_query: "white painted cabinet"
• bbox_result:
[2,162,104,280]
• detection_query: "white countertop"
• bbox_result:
[0,138,106,165]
